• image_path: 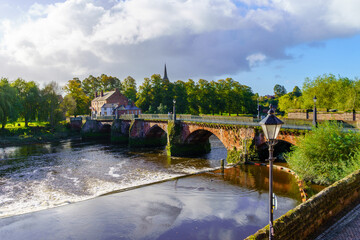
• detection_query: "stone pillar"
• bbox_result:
[111,119,129,143]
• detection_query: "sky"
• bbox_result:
[0,0,360,95]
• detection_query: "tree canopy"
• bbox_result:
[278,74,360,113]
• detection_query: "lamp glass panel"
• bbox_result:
[274,124,282,139]
[260,124,269,140]
[267,124,277,140]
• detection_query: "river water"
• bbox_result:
[0,136,303,239]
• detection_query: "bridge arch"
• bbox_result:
[257,140,295,161]
[185,129,220,144]
[144,124,167,146]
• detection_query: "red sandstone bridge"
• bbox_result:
[79,114,316,162]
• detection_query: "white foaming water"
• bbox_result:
[0,138,227,218]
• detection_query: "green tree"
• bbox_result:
[12,78,40,127]
[287,121,360,185]
[289,86,302,98]
[122,76,137,102]
[63,78,90,116]
[136,78,152,113]
[39,82,63,126]
[149,74,164,112]
[157,103,167,114]
[173,80,188,114]
[274,84,287,98]
[197,79,214,114]
[0,78,19,129]
[185,79,199,114]
[60,95,77,117]
[97,74,122,92]
[82,75,101,98]
[161,77,174,113]
[301,74,355,110]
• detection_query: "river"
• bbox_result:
[0,136,303,239]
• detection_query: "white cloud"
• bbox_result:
[246,53,267,67]
[0,0,360,86]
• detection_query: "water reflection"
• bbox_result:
[215,165,302,201]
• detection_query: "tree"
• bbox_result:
[157,103,167,114]
[149,74,164,112]
[300,74,355,110]
[122,76,137,102]
[82,75,101,98]
[12,78,40,127]
[290,86,302,98]
[136,78,152,113]
[60,95,77,117]
[173,80,188,114]
[197,79,214,114]
[39,82,63,126]
[63,78,90,116]
[0,78,19,129]
[274,84,287,98]
[97,74,122,92]
[185,79,199,114]
[287,121,360,185]
[161,77,174,113]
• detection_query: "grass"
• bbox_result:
[1,121,48,129]
[0,121,79,147]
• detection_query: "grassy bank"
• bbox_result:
[0,122,80,147]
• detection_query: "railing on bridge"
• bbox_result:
[89,114,359,131]
[118,114,313,130]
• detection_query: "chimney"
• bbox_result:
[95,92,98,98]
[101,90,104,97]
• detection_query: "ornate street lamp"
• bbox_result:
[173,99,176,121]
[259,105,284,240]
[313,96,317,127]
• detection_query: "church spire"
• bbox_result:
[163,64,169,81]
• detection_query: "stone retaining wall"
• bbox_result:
[288,111,359,122]
[246,169,360,240]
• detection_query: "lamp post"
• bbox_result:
[173,99,176,121]
[259,105,284,240]
[313,96,317,127]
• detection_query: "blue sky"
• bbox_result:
[0,0,360,96]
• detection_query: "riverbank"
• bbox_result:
[0,125,81,148]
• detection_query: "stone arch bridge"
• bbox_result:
[104,118,304,163]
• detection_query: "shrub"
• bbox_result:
[286,121,360,185]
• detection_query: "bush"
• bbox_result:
[286,121,360,185]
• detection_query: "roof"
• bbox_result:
[92,90,116,101]
[116,105,141,110]
[101,103,118,109]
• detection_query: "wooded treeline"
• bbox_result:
[278,74,360,113]
[0,74,258,128]
[0,78,63,129]
[64,74,258,116]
